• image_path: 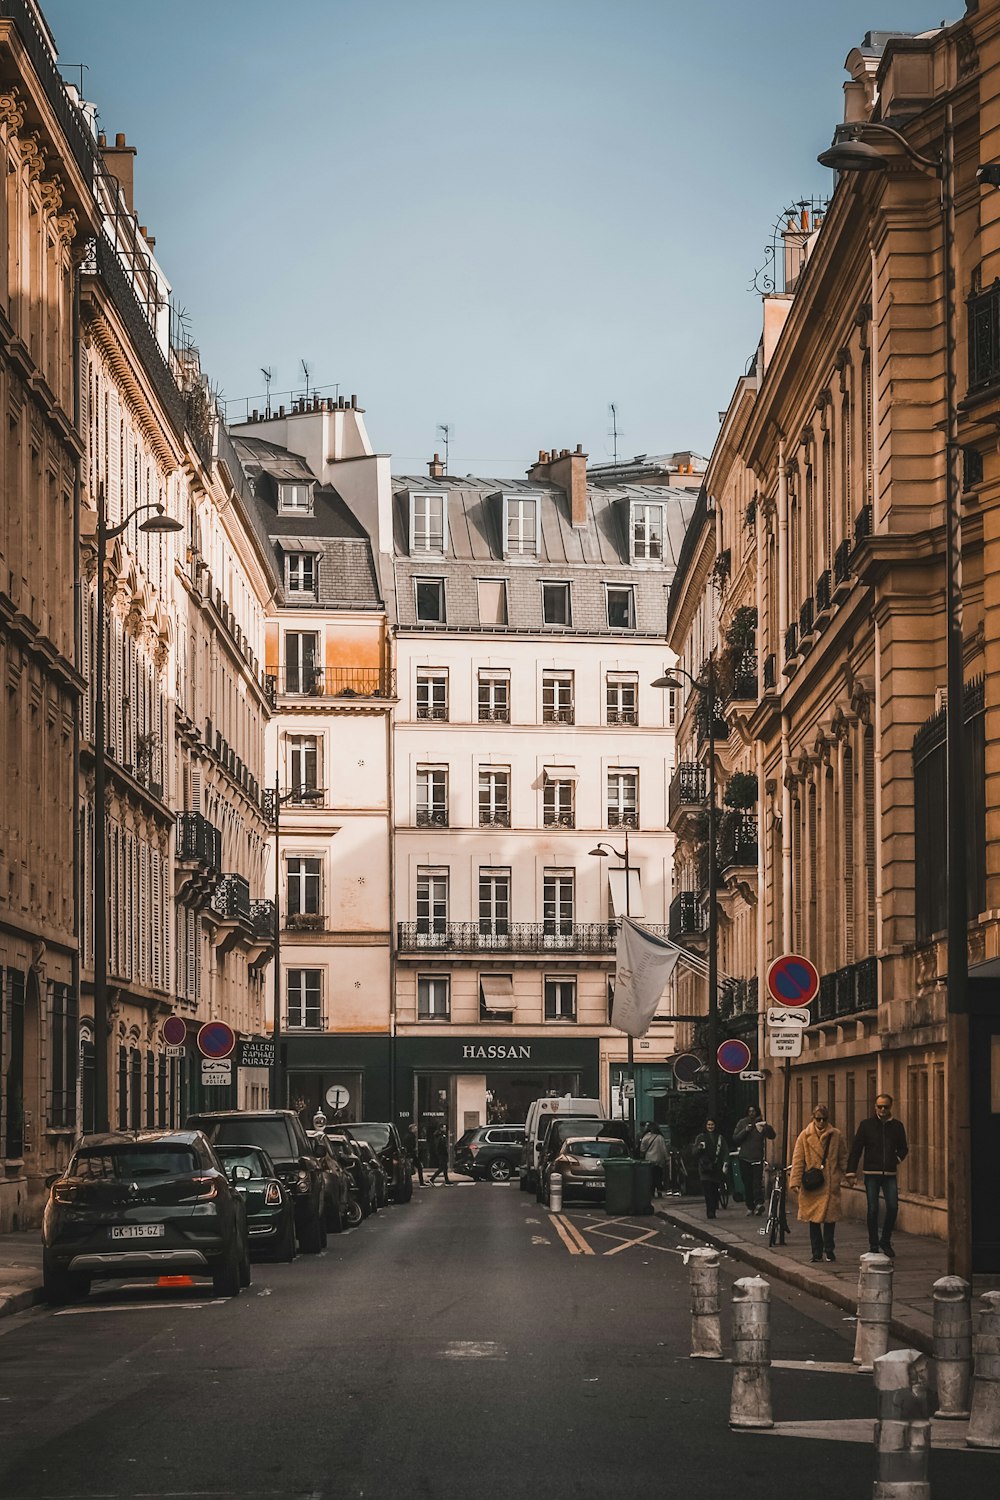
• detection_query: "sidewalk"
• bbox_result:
[655,1195,999,1354]
[0,1232,43,1321]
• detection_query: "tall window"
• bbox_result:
[505,495,538,556]
[416,767,449,827]
[286,856,322,916]
[606,673,638,725]
[416,670,448,720]
[543,870,575,938]
[545,977,577,1021]
[606,584,635,629]
[287,969,323,1029]
[479,868,511,936]
[410,493,446,553]
[543,774,575,828]
[631,502,663,560]
[286,554,316,594]
[288,735,319,800]
[477,579,508,626]
[478,670,510,722]
[542,582,571,625]
[608,769,638,828]
[279,482,313,515]
[416,868,449,936]
[415,578,445,623]
[49,982,78,1128]
[542,672,574,723]
[417,975,450,1019]
[479,767,510,826]
[284,631,320,694]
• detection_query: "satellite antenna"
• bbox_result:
[608,403,620,466]
[301,359,311,401]
[260,367,273,417]
[437,422,451,475]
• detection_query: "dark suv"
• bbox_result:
[349,1123,414,1203]
[187,1110,326,1254]
[454,1125,524,1183]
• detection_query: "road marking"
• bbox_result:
[530,1235,551,1245]
[602,1226,659,1256]
[54,1301,225,1315]
[548,1212,594,1255]
[440,1341,507,1359]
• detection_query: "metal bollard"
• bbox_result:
[872,1348,931,1500]
[854,1252,894,1372]
[967,1290,1000,1450]
[932,1275,972,1419]
[729,1276,773,1429]
[549,1172,563,1213]
[686,1246,722,1360]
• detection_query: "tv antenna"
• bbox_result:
[437,422,451,475]
[301,359,311,401]
[608,403,621,466]
[260,367,273,417]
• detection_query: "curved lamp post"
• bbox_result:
[652,659,722,1122]
[819,112,970,1277]
[589,831,636,1129]
[92,484,183,1133]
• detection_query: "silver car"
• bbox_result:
[542,1135,630,1206]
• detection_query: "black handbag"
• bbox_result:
[801,1133,831,1192]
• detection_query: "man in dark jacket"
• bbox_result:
[732,1105,776,1216]
[846,1094,908,1256]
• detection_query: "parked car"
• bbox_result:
[324,1128,377,1220]
[357,1141,389,1208]
[541,1134,631,1206]
[454,1125,524,1183]
[41,1129,250,1304]
[187,1110,326,1254]
[520,1096,603,1192]
[349,1122,414,1203]
[535,1116,631,1201]
[305,1131,352,1231]
[214,1144,296,1262]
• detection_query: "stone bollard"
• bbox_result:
[729,1276,773,1429]
[687,1246,722,1360]
[549,1172,563,1213]
[872,1348,931,1500]
[854,1252,894,1372]
[932,1275,972,1419]
[967,1290,1000,1449]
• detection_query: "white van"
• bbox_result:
[520,1095,603,1192]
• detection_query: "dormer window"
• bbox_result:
[631,501,663,561]
[279,482,314,515]
[286,553,317,595]
[504,495,539,556]
[410,492,447,554]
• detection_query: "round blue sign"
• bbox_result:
[766,954,819,1007]
[197,1021,236,1059]
[717,1038,753,1075]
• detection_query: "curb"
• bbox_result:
[655,1206,933,1356]
[0,1286,44,1321]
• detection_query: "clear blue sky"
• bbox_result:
[44,1,944,477]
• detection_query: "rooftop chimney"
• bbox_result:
[527,443,589,526]
[100,130,138,214]
[428,453,445,479]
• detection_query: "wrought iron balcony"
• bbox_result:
[813,957,879,1022]
[416,808,449,828]
[763,654,776,691]
[478,811,511,828]
[542,811,576,828]
[176,811,222,870]
[478,707,511,723]
[718,811,758,872]
[668,762,707,824]
[968,279,1000,392]
[396,921,671,954]
[250,899,276,940]
[784,622,798,662]
[211,873,252,921]
[854,504,873,546]
[815,569,832,615]
[607,707,637,726]
[285,911,326,932]
[834,538,852,587]
[417,704,448,721]
[799,596,815,638]
[608,810,638,829]
[273,666,396,700]
[728,650,758,701]
[94,237,185,434]
[0,2,97,186]
[668,892,704,941]
[543,705,575,725]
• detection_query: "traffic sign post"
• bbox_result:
[197,1021,236,1060]
[766,954,819,1008]
[162,1015,187,1048]
[768,1031,803,1059]
[717,1038,753,1076]
[766,1006,808,1029]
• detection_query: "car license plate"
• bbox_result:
[110,1224,164,1240]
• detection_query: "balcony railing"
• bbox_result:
[854,504,873,546]
[815,569,832,614]
[478,810,511,828]
[608,810,638,828]
[799,596,815,638]
[416,808,449,828]
[728,650,758,701]
[176,811,222,870]
[814,957,879,1022]
[542,705,575,724]
[763,654,776,691]
[0,2,98,187]
[542,811,576,828]
[607,707,637,725]
[397,921,671,954]
[784,622,798,662]
[668,892,704,941]
[94,237,185,435]
[834,538,852,586]
[718,811,758,872]
[668,762,707,823]
[273,666,396,699]
[250,899,276,940]
[285,911,326,932]
[968,279,1000,392]
[284,1014,327,1031]
[211,873,252,921]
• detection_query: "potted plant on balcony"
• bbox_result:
[723,771,758,809]
[286,911,325,932]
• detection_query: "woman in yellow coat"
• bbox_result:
[788,1104,848,1263]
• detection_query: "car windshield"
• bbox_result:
[69,1146,200,1180]
[215,1146,268,1175]
[350,1124,391,1150]
[205,1120,292,1158]
[563,1140,628,1158]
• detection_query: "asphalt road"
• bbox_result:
[0,1184,988,1499]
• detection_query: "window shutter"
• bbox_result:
[862,354,873,507]
[187,909,199,1000]
[139,842,150,986]
[151,851,162,990]
[843,747,855,963]
[863,729,877,952]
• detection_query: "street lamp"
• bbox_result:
[652,658,722,1122]
[269,777,325,1110]
[589,830,637,1130]
[91,484,183,1133]
[818,111,970,1278]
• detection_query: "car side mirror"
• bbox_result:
[231,1165,252,1183]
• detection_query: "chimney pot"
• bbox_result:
[252,408,259,422]
[278,404,285,418]
[98,132,107,147]
[575,443,583,454]
[351,394,357,409]
[116,132,126,148]
[560,448,570,459]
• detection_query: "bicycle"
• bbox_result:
[761,1162,790,1247]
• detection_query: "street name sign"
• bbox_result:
[767,1030,803,1058]
[766,1006,809,1029]
[766,954,819,1007]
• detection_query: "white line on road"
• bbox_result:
[54,1301,225,1315]
[439,1341,507,1359]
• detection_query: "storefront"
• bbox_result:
[283,1034,395,1126]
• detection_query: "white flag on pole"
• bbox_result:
[611,918,682,1039]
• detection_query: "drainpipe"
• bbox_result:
[72,262,84,1135]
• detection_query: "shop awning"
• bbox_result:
[480,974,515,1002]
[543,765,580,781]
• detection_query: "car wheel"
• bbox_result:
[43,1257,88,1306]
[489,1158,512,1183]
[239,1237,252,1289]
[298,1209,324,1255]
[212,1245,242,1298]
[344,1196,363,1228]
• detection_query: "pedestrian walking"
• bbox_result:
[427,1122,452,1185]
[693,1119,729,1219]
[639,1121,670,1198]
[732,1105,776,1216]
[845,1093,908,1258]
[788,1104,848,1262]
[405,1122,424,1186]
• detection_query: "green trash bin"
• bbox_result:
[603,1158,636,1215]
[632,1160,654,1216]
